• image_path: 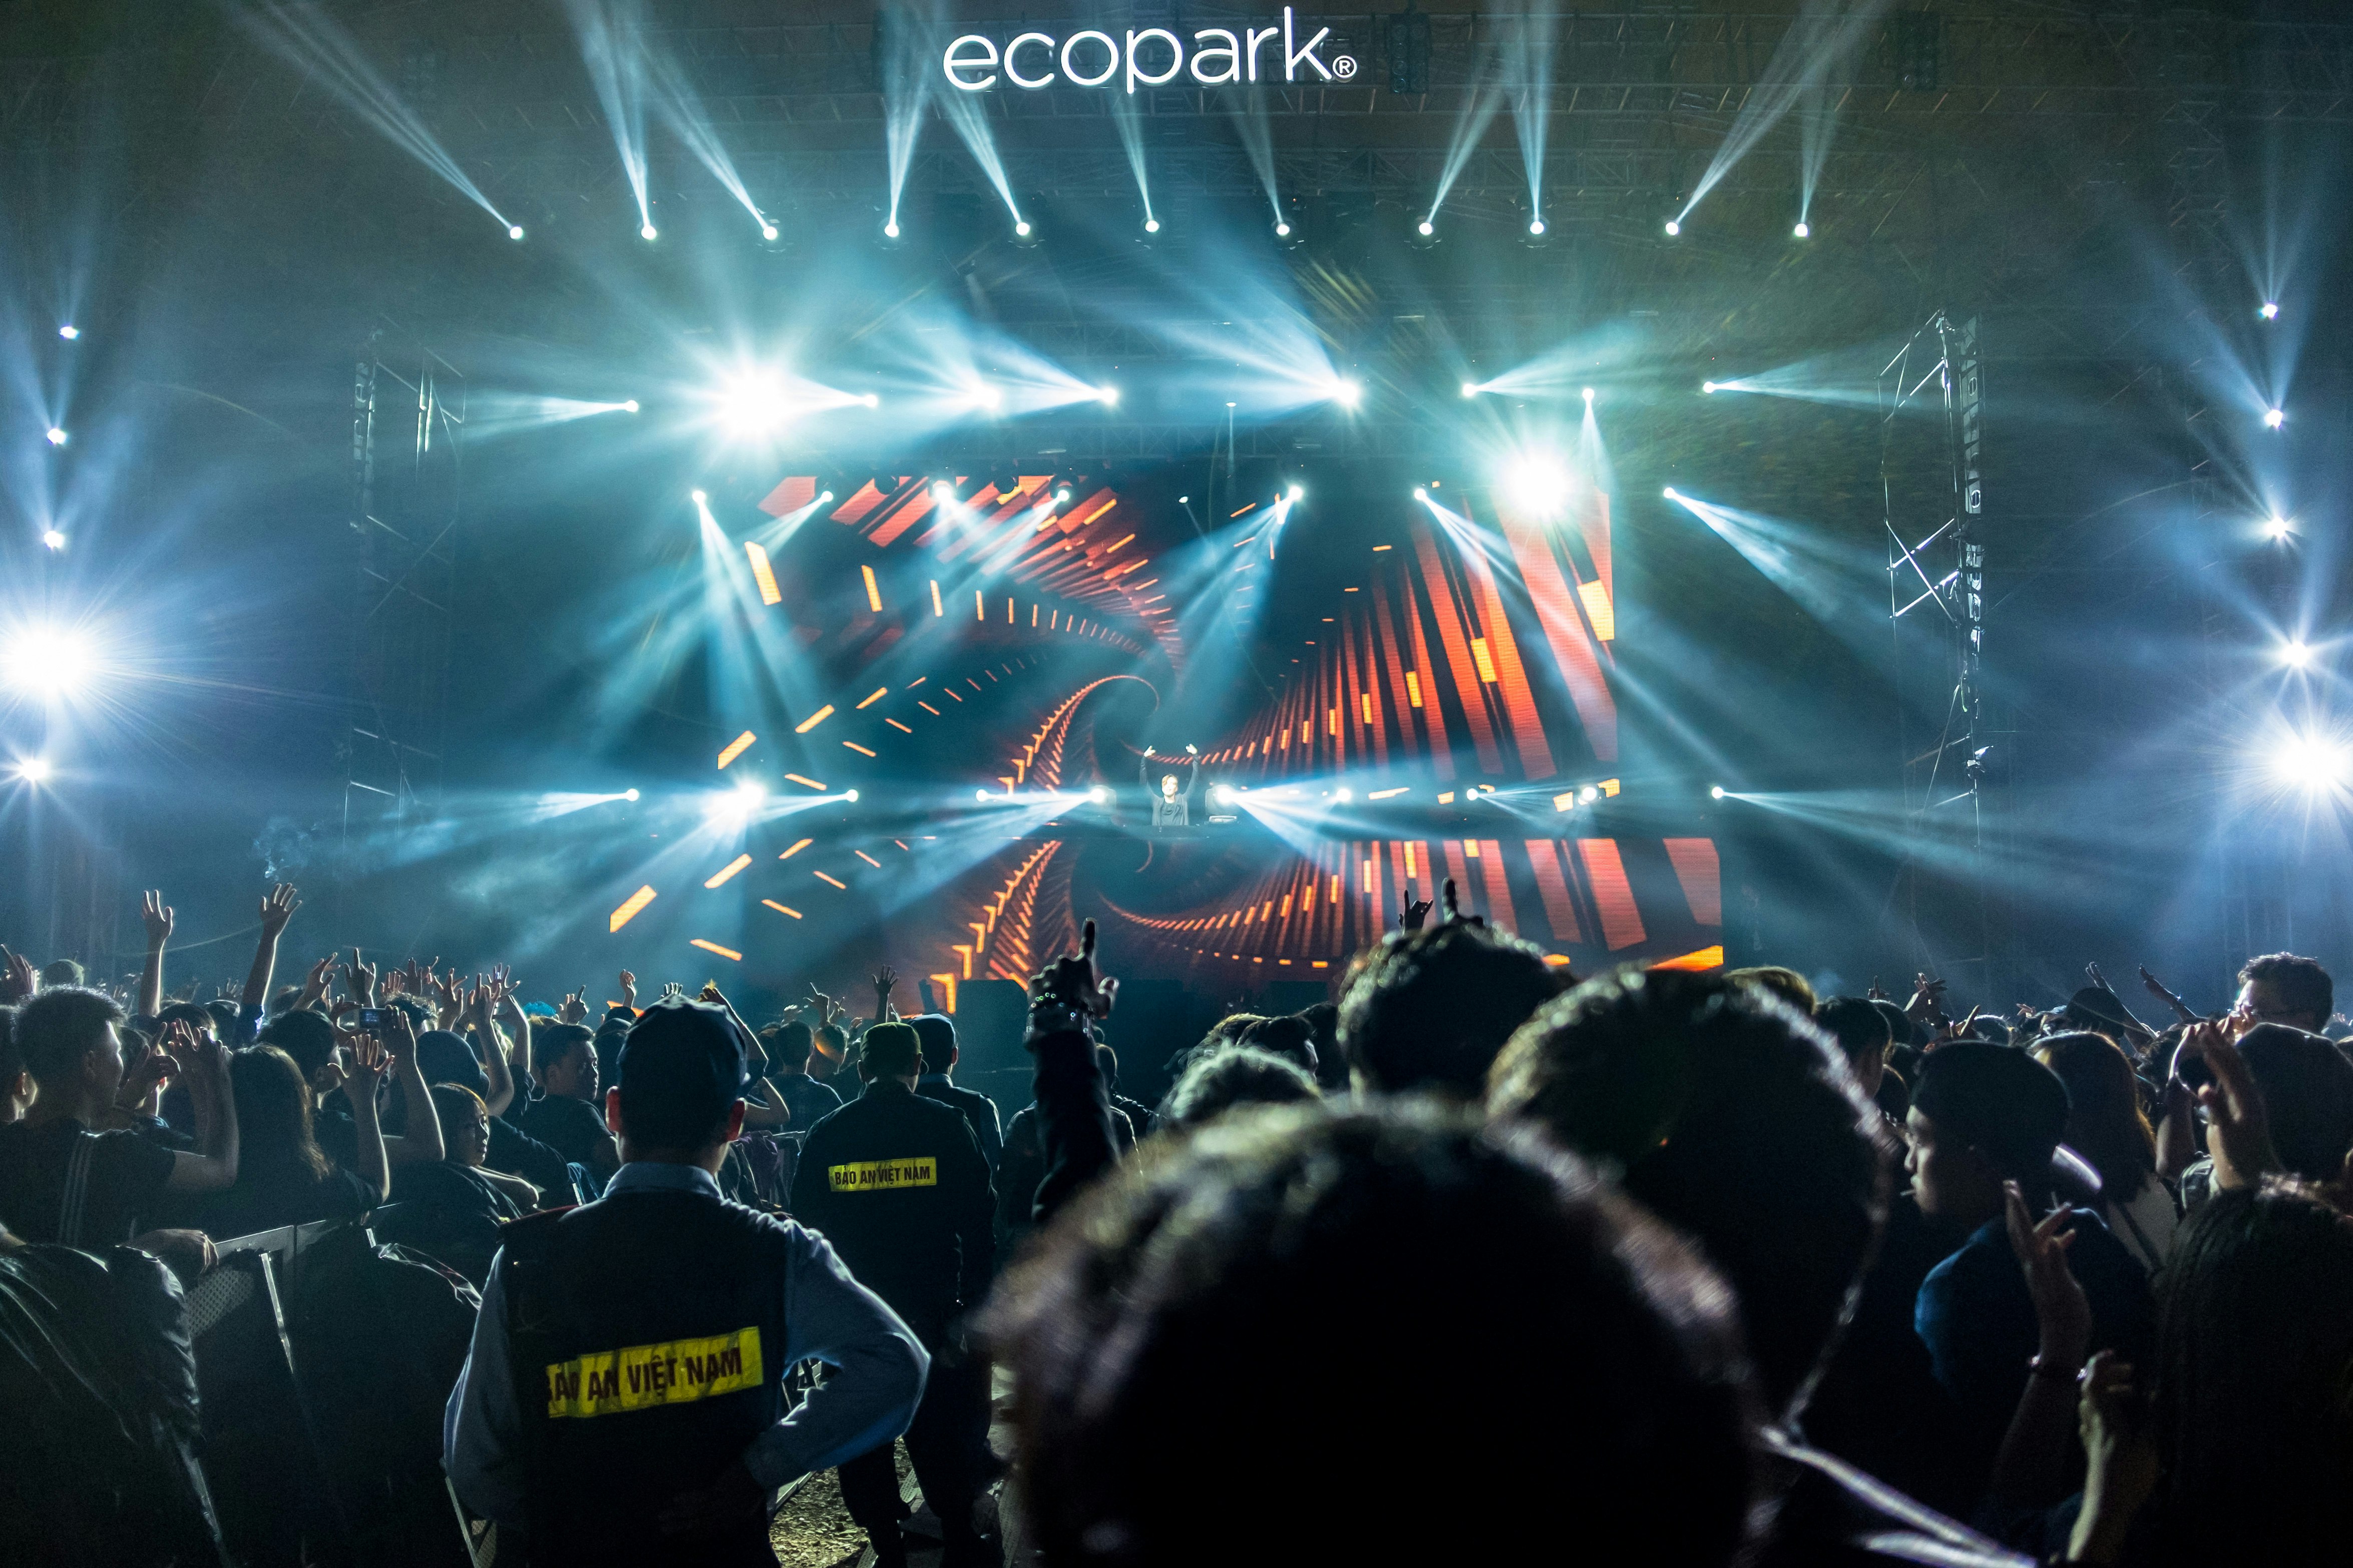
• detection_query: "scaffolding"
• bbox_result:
[343,331,463,852]
[1879,310,1997,994]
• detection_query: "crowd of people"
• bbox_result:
[3,876,2351,1566]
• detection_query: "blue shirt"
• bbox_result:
[442,1160,928,1526]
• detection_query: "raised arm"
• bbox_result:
[471,979,517,1118]
[343,1031,394,1200]
[378,1006,445,1166]
[239,883,301,1037]
[162,1022,240,1193]
[138,890,173,1019]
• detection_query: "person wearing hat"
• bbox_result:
[790,1020,998,1567]
[443,998,928,1566]
[1905,1041,2154,1504]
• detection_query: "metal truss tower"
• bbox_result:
[343,329,463,854]
[1879,310,1998,995]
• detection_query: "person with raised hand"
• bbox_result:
[135,890,172,1021]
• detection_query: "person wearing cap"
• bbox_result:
[1904,1041,2154,1503]
[907,1012,1003,1173]
[443,998,928,1566]
[791,1020,998,1567]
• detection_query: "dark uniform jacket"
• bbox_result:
[916,1073,1004,1172]
[502,1191,800,1567]
[790,1082,994,1346]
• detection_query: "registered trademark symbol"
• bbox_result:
[1333,54,1358,79]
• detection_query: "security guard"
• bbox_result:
[791,1020,997,1567]
[444,998,929,1566]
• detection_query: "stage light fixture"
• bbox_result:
[845,789,859,802]
[861,393,880,408]
[819,490,835,502]
[1274,221,1291,237]
[933,481,955,501]
[623,788,640,801]
[691,488,708,504]
[1662,486,1680,500]
[1664,219,1681,236]
[1582,387,1595,405]
[1144,217,1160,233]
[970,383,1004,411]
[1793,221,1810,238]
[1209,784,1234,805]
[1709,785,1726,800]
[2264,407,2286,428]
[1500,451,1573,516]
[1579,785,1600,804]
[1287,484,1304,501]
[884,219,902,239]
[1330,379,1363,408]
[1088,785,1111,803]
[1528,218,1546,236]
[641,224,658,241]
[1460,382,1478,398]
[1098,386,1120,405]
[41,530,63,551]
[1413,486,1428,500]
[2283,640,2313,669]
[57,325,78,340]
[2273,734,2349,791]
[974,788,991,803]
[508,224,525,240]
[45,427,66,446]
[1334,788,1353,803]
[1418,219,1434,236]
[2265,516,2294,540]
[761,222,779,241]
[1056,487,1072,503]
[15,758,51,784]
[3,626,96,700]
[2259,301,2279,320]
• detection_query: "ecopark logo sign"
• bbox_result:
[942,10,1358,94]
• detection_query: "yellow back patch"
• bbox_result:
[828,1157,938,1192]
[544,1326,762,1419]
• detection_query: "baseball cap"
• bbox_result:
[616,997,757,1147]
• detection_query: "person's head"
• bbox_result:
[610,998,752,1163]
[1095,1043,1120,1093]
[1725,965,1816,1014]
[230,1047,330,1180]
[430,1082,491,1168]
[0,1007,30,1124]
[763,1019,814,1074]
[1489,967,1891,1419]
[2233,1024,2353,1184]
[14,987,130,1111]
[1159,1047,1320,1130]
[810,1022,848,1081]
[1867,997,1917,1051]
[203,999,240,1040]
[1905,1040,2071,1226]
[532,1022,599,1102]
[2237,952,2333,1035]
[1813,996,1894,1099]
[1296,1001,1343,1086]
[1159,773,1178,798]
[258,1008,341,1093]
[2151,1179,2353,1564]
[37,959,84,990]
[1339,923,1560,1097]
[155,1000,218,1048]
[909,1013,958,1076]
[1237,1013,1318,1078]
[2034,1031,2154,1203]
[2061,986,2138,1046]
[415,1029,488,1099]
[857,1021,923,1085]
[988,1102,1758,1566]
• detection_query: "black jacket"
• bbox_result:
[790,1082,994,1344]
[917,1074,1005,1172]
